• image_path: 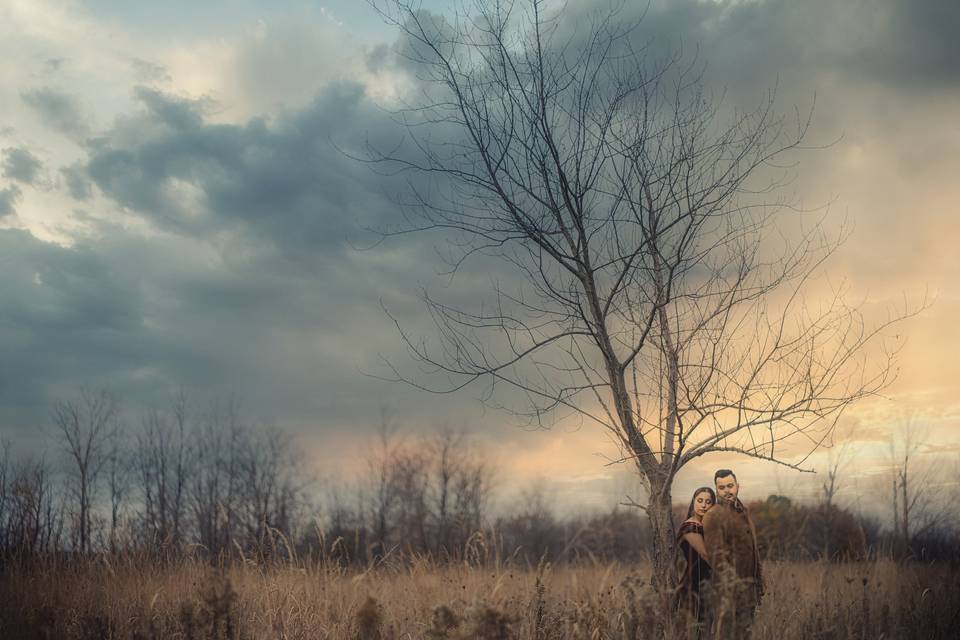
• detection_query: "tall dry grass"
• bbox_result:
[1,553,957,639]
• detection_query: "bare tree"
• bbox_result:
[816,428,855,559]
[820,447,847,511]
[428,428,459,554]
[52,388,119,554]
[136,393,191,552]
[367,0,916,592]
[239,424,307,557]
[356,415,495,560]
[498,479,564,562]
[426,427,494,556]
[888,414,949,557]
[105,431,131,553]
[363,406,403,559]
[322,480,364,562]
[391,445,431,551]
[0,446,62,557]
[449,441,494,549]
[189,397,246,557]
[182,396,310,559]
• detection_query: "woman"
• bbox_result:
[675,486,715,627]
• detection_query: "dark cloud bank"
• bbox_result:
[2,78,433,438]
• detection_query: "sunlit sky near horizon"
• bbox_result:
[1,0,958,517]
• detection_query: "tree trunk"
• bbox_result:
[79,468,89,554]
[900,469,910,556]
[641,476,678,637]
[891,475,900,556]
[647,477,677,598]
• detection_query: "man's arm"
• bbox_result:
[702,509,726,562]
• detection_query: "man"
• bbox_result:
[701,469,763,638]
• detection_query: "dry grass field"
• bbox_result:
[1,554,957,639]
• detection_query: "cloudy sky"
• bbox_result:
[1,0,958,514]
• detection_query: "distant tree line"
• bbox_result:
[1,390,957,566]
[1,389,308,561]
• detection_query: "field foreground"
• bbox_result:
[1,557,957,639]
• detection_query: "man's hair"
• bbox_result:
[714,469,737,483]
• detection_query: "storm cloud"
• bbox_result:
[2,147,44,184]
[83,82,410,262]
[60,164,92,200]
[21,87,90,138]
[0,185,21,218]
[565,0,960,94]
[0,67,460,445]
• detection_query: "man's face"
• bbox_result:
[715,475,739,503]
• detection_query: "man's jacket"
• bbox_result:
[702,497,763,607]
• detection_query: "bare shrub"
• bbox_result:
[354,595,384,640]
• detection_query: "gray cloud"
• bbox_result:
[2,147,43,184]
[0,219,467,440]
[0,74,463,440]
[84,82,409,263]
[131,58,172,85]
[21,87,89,137]
[0,185,21,218]
[61,164,92,200]
[0,227,148,427]
[870,0,960,88]
[551,0,960,102]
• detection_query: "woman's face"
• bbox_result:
[693,491,714,517]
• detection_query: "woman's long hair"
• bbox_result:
[686,487,716,518]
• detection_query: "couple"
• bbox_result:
[675,469,763,638]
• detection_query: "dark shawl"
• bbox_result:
[675,519,711,620]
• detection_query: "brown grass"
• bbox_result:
[1,556,957,639]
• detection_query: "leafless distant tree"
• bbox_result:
[189,398,246,557]
[816,428,856,559]
[391,445,431,550]
[239,424,308,557]
[4,392,314,559]
[889,414,950,556]
[182,396,309,559]
[381,428,494,557]
[498,479,564,562]
[428,428,460,554]
[105,430,131,553]
[821,446,848,511]
[52,388,119,554]
[357,414,494,560]
[364,406,404,558]
[0,442,63,557]
[426,428,494,555]
[136,393,191,552]
[367,0,917,592]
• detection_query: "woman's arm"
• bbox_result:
[683,531,709,561]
